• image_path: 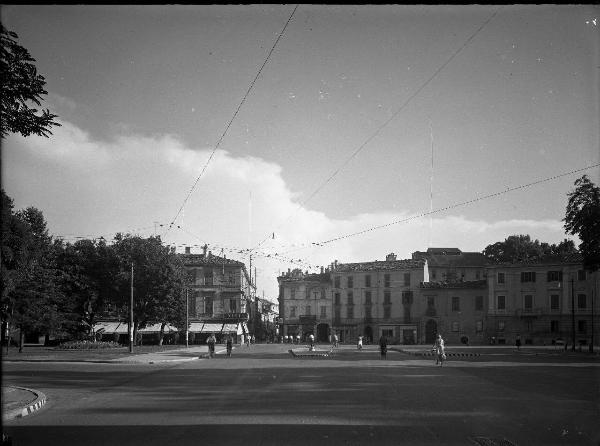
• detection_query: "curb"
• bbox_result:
[288,348,333,358]
[395,349,480,358]
[2,387,47,422]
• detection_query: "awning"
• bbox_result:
[93,321,128,334]
[221,323,238,333]
[188,322,224,333]
[139,323,178,333]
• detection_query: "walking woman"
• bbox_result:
[433,334,445,366]
[379,334,388,359]
[226,335,233,358]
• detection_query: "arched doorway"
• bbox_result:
[364,326,373,344]
[425,319,437,344]
[317,323,329,342]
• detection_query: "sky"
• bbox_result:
[2,5,599,302]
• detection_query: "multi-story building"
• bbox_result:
[486,254,599,347]
[181,245,253,343]
[277,268,331,342]
[277,248,598,347]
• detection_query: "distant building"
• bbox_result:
[180,245,253,343]
[486,254,599,347]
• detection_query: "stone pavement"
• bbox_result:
[110,345,214,364]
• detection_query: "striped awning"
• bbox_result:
[93,321,128,334]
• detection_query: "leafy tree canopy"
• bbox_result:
[1,24,60,138]
[483,234,577,264]
[564,175,600,272]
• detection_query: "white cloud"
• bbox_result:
[2,119,574,300]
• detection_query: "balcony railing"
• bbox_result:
[516,308,543,317]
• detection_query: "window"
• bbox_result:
[578,270,586,281]
[381,329,394,338]
[365,291,372,305]
[547,271,562,282]
[497,272,505,284]
[347,291,353,305]
[290,306,296,317]
[365,275,371,288]
[475,270,481,280]
[291,288,296,299]
[427,296,435,308]
[320,306,327,317]
[578,320,587,333]
[497,295,506,310]
[404,273,411,286]
[321,288,326,299]
[347,276,354,288]
[577,294,587,309]
[383,306,391,319]
[526,320,533,332]
[431,269,437,280]
[476,320,483,332]
[451,321,459,332]
[524,295,533,310]
[334,276,340,288]
[204,295,213,315]
[334,308,340,321]
[498,321,505,331]
[384,290,391,305]
[521,271,536,283]
[384,274,391,288]
[334,293,340,305]
[550,320,559,333]
[452,296,460,312]
[402,291,413,305]
[550,294,560,310]
[364,306,371,318]
[229,299,237,313]
[475,296,483,311]
[313,291,320,301]
[347,307,354,319]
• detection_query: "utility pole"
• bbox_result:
[590,281,595,353]
[130,263,134,353]
[185,288,189,348]
[571,275,576,352]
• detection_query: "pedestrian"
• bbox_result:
[333,333,339,348]
[246,335,251,347]
[515,334,521,351]
[207,333,216,358]
[226,335,233,358]
[433,334,445,366]
[296,334,301,345]
[357,335,363,350]
[379,334,387,359]
[309,333,315,351]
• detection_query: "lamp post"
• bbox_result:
[571,275,576,352]
[185,288,189,348]
[129,263,134,353]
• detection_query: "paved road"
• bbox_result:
[3,344,599,445]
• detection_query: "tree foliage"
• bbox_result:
[1,24,60,138]
[564,175,600,272]
[483,234,577,264]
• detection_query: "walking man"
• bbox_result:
[433,334,445,366]
[379,334,388,359]
[207,333,216,358]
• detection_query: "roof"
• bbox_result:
[334,259,424,272]
[489,253,584,267]
[413,249,489,267]
[278,272,330,283]
[420,279,487,289]
[179,253,245,267]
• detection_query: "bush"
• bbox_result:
[57,340,122,350]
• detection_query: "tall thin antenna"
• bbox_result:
[428,117,434,248]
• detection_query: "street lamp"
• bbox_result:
[185,288,189,348]
[129,263,134,353]
[571,275,576,352]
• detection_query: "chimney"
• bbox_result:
[185,246,191,254]
[320,266,324,274]
[208,251,212,259]
[334,260,338,269]
[386,253,397,262]
[202,244,208,256]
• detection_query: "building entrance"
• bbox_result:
[425,319,437,344]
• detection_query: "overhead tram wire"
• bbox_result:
[313,163,600,246]
[163,5,300,238]
[251,6,502,253]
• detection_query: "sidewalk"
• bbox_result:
[111,345,212,364]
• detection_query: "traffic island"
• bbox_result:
[289,347,333,358]
[2,386,47,421]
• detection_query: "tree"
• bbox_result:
[483,234,578,264]
[564,175,600,272]
[1,24,60,138]
[111,234,186,345]
[1,191,65,351]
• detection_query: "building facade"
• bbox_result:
[486,254,599,347]
[180,245,253,343]
[277,248,599,347]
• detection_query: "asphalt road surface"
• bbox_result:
[3,344,599,446]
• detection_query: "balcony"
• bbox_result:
[425,307,437,317]
[488,309,510,316]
